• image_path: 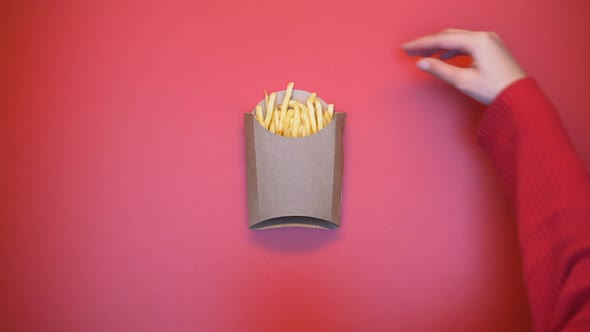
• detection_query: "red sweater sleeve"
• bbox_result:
[478,78,590,332]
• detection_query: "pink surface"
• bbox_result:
[2,1,590,331]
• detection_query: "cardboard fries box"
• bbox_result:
[244,89,347,230]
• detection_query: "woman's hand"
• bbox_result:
[403,29,527,105]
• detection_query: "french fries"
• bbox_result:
[253,82,335,138]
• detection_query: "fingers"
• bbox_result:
[403,29,476,56]
[416,58,475,88]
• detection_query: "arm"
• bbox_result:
[404,30,590,331]
[481,78,590,331]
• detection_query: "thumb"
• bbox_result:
[417,58,464,87]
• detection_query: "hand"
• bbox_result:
[403,29,527,105]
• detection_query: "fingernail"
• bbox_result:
[417,59,430,71]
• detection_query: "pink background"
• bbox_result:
[2,0,589,331]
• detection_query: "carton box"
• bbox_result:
[244,89,347,229]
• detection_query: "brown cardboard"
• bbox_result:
[245,89,347,230]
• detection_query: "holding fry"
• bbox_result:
[253,82,335,138]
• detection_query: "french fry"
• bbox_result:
[299,104,308,116]
[273,108,281,134]
[315,99,324,131]
[264,93,276,129]
[292,106,301,137]
[279,82,295,124]
[264,89,269,109]
[282,108,295,135]
[282,111,289,137]
[287,108,295,120]
[307,99,317,134]
[287,108,295,137]
[255,105,264,125]
[269,115,276,133]
[301,108,312,135]
[323,111,330,124]
[327,104,334,120]
[288,100,297,108]
[279,109,293,135]
[309,92,317,103]
[275,109,282,132]
[298,106,306,137]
